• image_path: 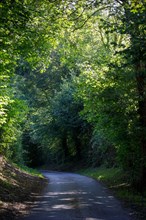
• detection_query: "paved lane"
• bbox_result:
[20,171,132,220]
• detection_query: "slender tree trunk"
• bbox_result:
[61,134,69,159]
[135,61,146,191]
[72,131,81,160]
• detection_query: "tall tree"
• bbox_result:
[75,0,146,189]
[120,0,146,190]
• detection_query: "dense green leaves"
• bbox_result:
[1,0,146,190]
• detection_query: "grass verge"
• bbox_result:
[14,163,44,178]
[78,167,146,219]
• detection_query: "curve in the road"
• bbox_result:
[20,171,132,220]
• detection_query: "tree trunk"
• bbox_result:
[72,131,81,160]
[135,61,146,191]
[61,134,69,159]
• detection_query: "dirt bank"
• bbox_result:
[0,156,47,219]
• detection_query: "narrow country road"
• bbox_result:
[20,171,132,220]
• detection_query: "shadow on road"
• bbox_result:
[20,172,132,220]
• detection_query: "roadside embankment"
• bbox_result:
[78,167,146,220]
[0,156,48,219]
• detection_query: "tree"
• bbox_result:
[100,0,146,190]
[1,0,146,190]
[0,0,68,159]
[121,0,146,190]
[74,0,146,189]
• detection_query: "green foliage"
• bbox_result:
[73,0,146,189]
[78,167,146,211]
[89,132,116,167]
[22,131,41,167]
[0,97,28,161]
[0,0,64,162]
[79,167,123,185]
[14,163,44,178]
[0,0,146,192]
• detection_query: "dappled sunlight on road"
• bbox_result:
[20,172,131,220]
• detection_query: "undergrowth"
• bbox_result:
[78,167,146,219]
[13,163,44,178]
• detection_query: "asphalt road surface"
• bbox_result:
[20,171,132,220]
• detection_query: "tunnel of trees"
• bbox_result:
[1,0,146,191]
